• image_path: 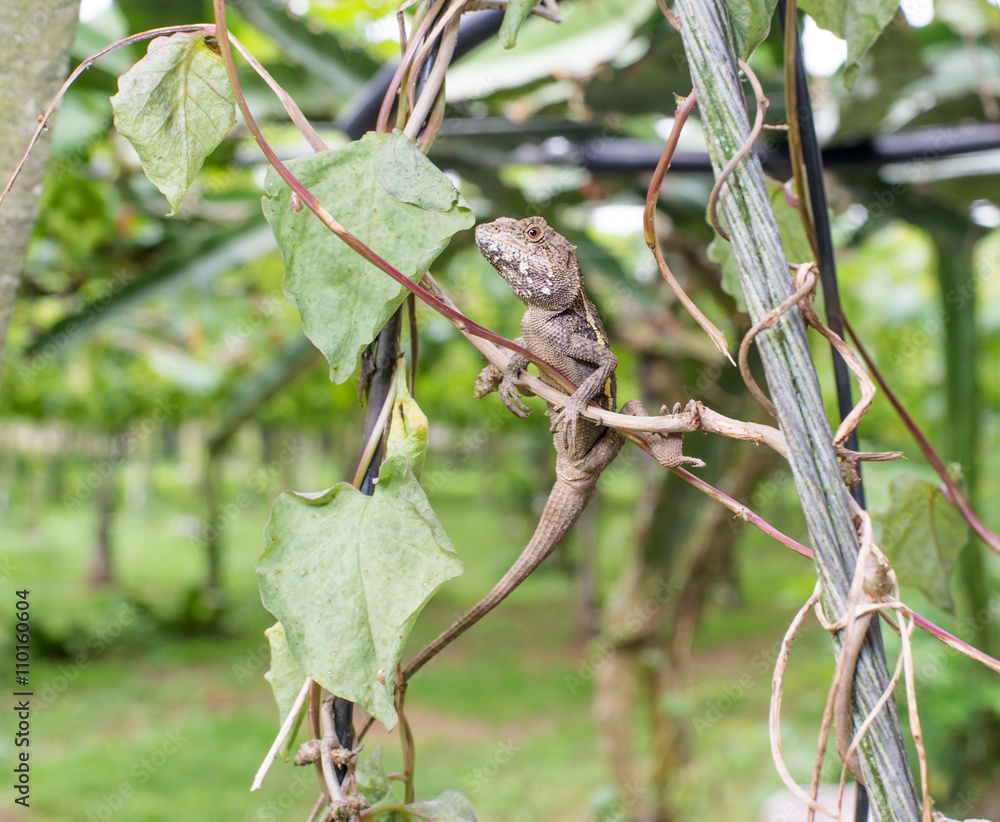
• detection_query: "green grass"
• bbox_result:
[1,462,989,821]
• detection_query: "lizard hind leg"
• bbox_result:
[620,398,704,469]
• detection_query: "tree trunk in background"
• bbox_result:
[91,438,121,585]
[0,0,80,381]
[204,450,223,606]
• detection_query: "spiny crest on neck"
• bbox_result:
[475,215,582,311]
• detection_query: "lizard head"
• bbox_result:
[475,216,581,311]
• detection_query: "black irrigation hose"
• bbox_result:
[427,118,1000,174]
[340,10,505,140]
[783,11,865,506]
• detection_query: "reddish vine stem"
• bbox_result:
[844,317,1000,557]
[670,465,814,559]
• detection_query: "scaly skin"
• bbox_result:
[404,216,671,681]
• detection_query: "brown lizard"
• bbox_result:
[403,216,697,680]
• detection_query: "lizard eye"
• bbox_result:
[526,226,541,240]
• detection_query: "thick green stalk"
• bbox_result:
[672,2,920,818]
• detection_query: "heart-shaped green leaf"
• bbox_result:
[111,31,235,215]
[258,453,461,729]
[262,131,474,384]
[876,473,969,613]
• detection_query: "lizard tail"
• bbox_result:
[402,476,596,681]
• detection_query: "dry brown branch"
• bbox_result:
[775,511,936,822]
[739,264,875,447]
[769,584,841,819]
[643,93,734,362]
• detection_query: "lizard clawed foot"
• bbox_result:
[648,433,705,469]
[549,395,587,452]
[500,374,532,419]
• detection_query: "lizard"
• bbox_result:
[403,215,699,681]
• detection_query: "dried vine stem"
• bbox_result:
[769,585,838,818]
[402,1,465,140]
[251,675,313,791]
[739,263,876,446]
[771,513,935,822]
[376,0,450,133]
[643,91,734,362]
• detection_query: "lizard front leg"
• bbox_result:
[474,337,534,419]
[500,350,533,419]
[548,333,617,451]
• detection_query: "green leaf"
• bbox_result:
[258,456,462,729]
[401,790,477,821]
[386,369,428,480]
[111,31,235,215]
[355,746,391,806]
[262,131,473,385]
[499,0,540,49]
[875,474,969,613]
[707,232,746,312]
[263,622,307,761]
[798,0,845,34]
[767,178,815,266]
[797,0,901,88]
[726,0,780,60]
[369,790,477,822]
